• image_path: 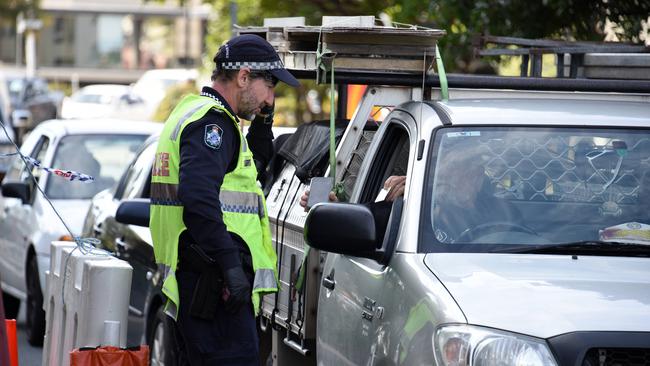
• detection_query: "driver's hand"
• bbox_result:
[384,175,406,202]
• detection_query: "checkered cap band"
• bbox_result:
[219,60,285,70]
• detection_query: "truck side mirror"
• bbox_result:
[11,109,32,129]
[2,181,32,204]
[304,202,378,257]
[116,198,150,227]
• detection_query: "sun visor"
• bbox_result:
[278,119,349,184]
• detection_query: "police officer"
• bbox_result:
[149,34,299,365]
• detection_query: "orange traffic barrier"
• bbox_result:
[70,345,149,366]
[4,319,18,366]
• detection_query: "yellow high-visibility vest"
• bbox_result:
[150,94,277,318]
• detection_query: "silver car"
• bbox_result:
[0,119,160,345]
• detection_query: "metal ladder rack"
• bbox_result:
[474,34,650,79]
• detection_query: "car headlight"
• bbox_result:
[434,325,558,366]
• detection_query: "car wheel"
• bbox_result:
[2,291,20,319]
[26,256,46,346]
[149,306,178,366]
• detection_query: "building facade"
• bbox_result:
[0,0,211,84]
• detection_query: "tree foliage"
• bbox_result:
[387,0,650,70]
[0,0,39,20]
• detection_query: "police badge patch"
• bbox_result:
[205,124,223,149]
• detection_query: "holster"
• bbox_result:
[190,268,223,320]
[180,244,224,320]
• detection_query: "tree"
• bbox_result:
[384,0,650,71]
[0,0,39,20]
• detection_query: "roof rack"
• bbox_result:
[234,17,445,75]
[234,18,650,94]
[474,35,650,79]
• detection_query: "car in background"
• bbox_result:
[0,118,160,346]
[0,67,63,133]
[61,84,145,120]
[129,68,198,120]
[0,73,16,178]
[82,135,179,365]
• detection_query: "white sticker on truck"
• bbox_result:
[447,131,481,137]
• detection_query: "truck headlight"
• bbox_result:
[434,325,558,366]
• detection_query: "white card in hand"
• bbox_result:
[375,187,389,202]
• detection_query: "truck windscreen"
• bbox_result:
[421,126,650,253]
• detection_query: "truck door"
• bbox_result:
[317,114,415,365]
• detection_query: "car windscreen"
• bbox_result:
[45,134,147,199]
[420,126,650,254]
[72,92,114,104]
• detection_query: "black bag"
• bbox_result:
[278,120,348,184]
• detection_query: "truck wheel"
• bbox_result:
[149,306,178,366]
[26,256,46,346]
[2,292,20,319]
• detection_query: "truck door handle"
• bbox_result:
[322,275,335,290]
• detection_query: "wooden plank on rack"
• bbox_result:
[322,28,443,46]
[279,52,430,72]
[332,57,427,71]
[323,43,438,57]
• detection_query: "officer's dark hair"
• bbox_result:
[211,66,278,86]
[211,66,238,82]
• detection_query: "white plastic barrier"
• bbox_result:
[43,241,133,366]
[43,241,76,366]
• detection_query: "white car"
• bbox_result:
[0,118,160,345]
[0,71,16,175]
[130,68,199,119]
[61,84,143,120]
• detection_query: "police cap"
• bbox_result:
[214,34,300,87]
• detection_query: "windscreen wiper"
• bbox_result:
[492,240,650,256]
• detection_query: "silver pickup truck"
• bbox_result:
[108,20,650,363]
[263,86,650,366]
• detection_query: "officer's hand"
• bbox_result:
[299,189,338,212]
[299,189,310,209]
[255,103,275,125]
[223,266,251,313]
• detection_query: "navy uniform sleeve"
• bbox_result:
[247,116,274,175]
[177,109,241,271]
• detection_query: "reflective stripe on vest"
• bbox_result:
[170,100,216,141]
[160,264,179,318]
[151,182,181,206]
[220,190,265,218]
[253,268,276,290]
[152,183,264,215]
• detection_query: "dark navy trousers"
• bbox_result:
[176,270,259,366]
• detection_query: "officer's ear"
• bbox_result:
[237,68,252,88]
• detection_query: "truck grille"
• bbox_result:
[582,348,650,366]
